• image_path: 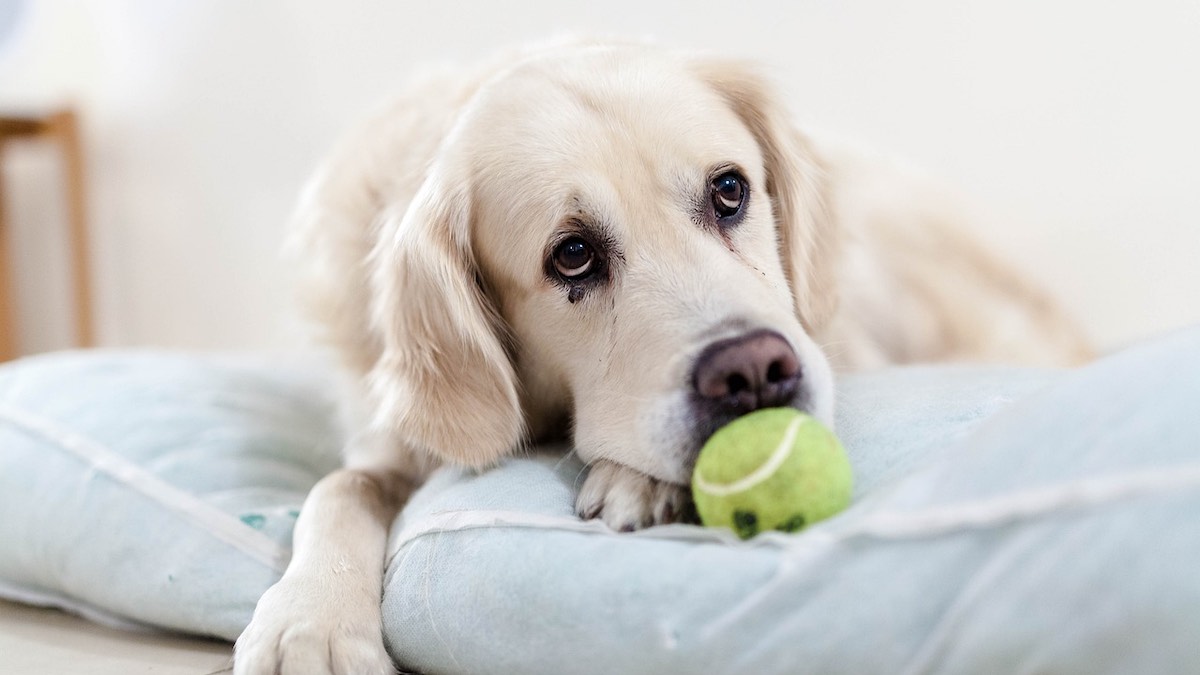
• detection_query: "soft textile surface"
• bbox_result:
[0,329,1198,674]
[0,352,340,637]
[382,329,1200,674]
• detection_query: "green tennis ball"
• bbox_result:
[692,408,853,539]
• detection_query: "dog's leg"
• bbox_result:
[576,459,695,531]
[234,466,416,675]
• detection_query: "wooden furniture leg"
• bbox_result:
[0,111,95,361]
[0,177,15,361]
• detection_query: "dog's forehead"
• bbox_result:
[464,52,762,184]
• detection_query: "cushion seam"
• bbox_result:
[385,464,1200,558]
[0,404,290,574]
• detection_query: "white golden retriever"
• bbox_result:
[234,40,1091,674]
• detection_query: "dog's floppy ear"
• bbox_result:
[366,163,523,468]
[695,59,840,330]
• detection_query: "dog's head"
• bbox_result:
[369,44,837,484]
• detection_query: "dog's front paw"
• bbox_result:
[576,459,696,531]
[234,574,395,675]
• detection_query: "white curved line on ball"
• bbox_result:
[693,415,806,497]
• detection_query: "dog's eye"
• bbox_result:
[711,171,746,220]
[552,237,597,280]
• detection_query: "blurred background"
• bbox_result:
[0,0,1197,358]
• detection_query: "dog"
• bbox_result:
[233,39,1091,674]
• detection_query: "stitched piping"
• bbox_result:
[0,404,290,573]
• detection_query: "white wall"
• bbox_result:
[1,0,1197,355]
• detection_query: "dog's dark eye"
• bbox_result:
[552,237,597,280]
[711,171,746,220]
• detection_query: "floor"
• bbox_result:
[0,599,233,674]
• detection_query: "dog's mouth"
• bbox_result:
[682,392,812,473]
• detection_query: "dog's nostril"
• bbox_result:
[766,360,784,383]
[726,373,750,396]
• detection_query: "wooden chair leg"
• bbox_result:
[0,110,95,360]
[0,178,16,361]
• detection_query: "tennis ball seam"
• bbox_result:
[692,415,807,497]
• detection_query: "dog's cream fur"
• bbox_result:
[234,41,1091,675]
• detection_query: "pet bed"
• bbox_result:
[1,329,1198,674]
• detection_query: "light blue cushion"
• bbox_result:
[0,351,341,637]
[1,329,1198,674]
[381,327,1200,674]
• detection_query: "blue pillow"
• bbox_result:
[1,329,1198,674]
[0,351,340,637]
[381,328,1200,674]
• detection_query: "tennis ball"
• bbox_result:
[692,408,852,539]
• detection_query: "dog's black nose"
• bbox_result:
[692,329,801,414]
